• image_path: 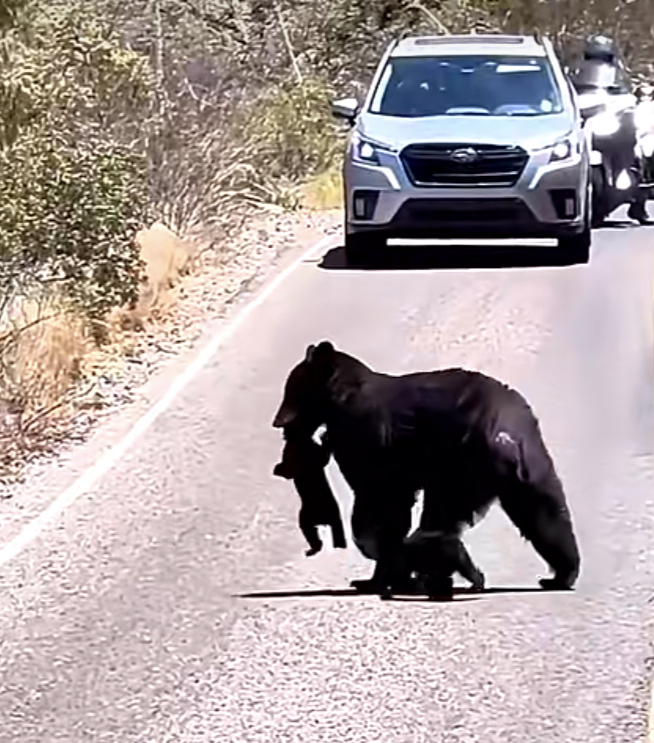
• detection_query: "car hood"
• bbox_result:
[357,112,575,151]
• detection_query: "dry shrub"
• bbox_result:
[100,222,197,339]
[1,296,91,413]
[0,291,96,481]
[133,222,196,317]
[300,164,344,211]
[0,218,195,479]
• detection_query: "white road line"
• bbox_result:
[0,232,337,568]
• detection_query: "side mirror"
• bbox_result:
[331,97,359,125]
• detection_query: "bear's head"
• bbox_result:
[272,341,336,430]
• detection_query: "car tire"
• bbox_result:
[558,212,591,263]
[558,229,590,263]
[590,165,608,228]
[558,180,592,263]
[344,231,386,265]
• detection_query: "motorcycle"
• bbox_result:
[577,90,640,225]
[570,37,641,226]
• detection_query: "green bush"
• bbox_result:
[0,1,153,321]
[244,77,345,184]
[0,131,149,317]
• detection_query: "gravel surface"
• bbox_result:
[0,213,652,742]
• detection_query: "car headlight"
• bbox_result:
[351,135,392,165]
[586,111,620,137]
[549,137,574,163]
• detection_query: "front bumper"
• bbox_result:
[344,147,588,239]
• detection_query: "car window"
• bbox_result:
[369,54,564,117]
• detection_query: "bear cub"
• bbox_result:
[402,528,486,600]
[273,423,347,556]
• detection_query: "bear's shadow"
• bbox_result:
[235,585,555,603]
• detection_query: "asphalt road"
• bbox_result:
[1,213,654,742]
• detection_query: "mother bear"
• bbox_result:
[272,341,581,597]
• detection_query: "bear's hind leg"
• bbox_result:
[498,476,580,590]
[349,487,416,597]
[447,535,485,591]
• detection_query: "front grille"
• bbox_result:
[395,198,537,226]
[401,143,528,188]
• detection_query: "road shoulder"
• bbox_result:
[0,210,340,550]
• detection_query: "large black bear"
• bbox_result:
[272,341,580,598]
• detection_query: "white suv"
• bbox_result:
[331,34,592,264]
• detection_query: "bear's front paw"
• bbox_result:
[470,570,486,592]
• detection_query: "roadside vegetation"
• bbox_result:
[1,0,653,482]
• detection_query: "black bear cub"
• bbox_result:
[273,423,347,556]
[402,528,486,600]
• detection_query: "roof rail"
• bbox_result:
[387,35,405,55]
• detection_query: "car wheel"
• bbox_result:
[344,231,386,265]
[558,219,591,264]
[590,165,608,228]
[558,183,592,263]
[558,229,590,263]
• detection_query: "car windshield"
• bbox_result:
[369,54,564,117]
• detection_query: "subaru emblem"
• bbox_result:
[450,147,478,163]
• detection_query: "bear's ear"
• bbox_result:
[310,340,335,368]
[304,344,317,362]
[305,341,334,365]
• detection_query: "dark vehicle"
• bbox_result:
[569,36,640,225]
